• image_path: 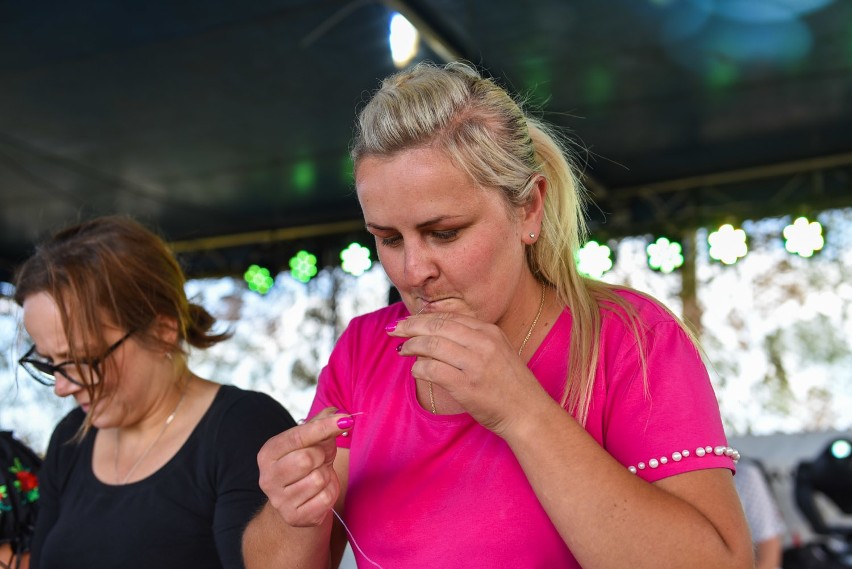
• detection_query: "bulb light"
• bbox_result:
[831,439,852,460]
[389,13,419,68]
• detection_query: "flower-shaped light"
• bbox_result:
[340,242,372,276]
[243,264,274,295]
[708,224,748,265]
[576,240,613,279]
[783,217,824,258]
[289,250,318,283]
[647,237,684,273]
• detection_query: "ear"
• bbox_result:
[521,175,547,244]
[153,315,180,346]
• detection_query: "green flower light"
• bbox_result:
[289,250,318,283]
[243,264,274,295]
[647,237,684,273]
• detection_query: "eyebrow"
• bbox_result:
[366,215,465,232]
[32,342,89,362]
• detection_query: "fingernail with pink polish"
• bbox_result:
[395,343,404,353]
[385,319,400,332]
[337,416,354,430]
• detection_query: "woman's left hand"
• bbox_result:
[389,312,547,435]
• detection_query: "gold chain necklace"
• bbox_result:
[518,283,546,358]
[114,390,186,484]
[427,283,546,414]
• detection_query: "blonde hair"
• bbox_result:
[352,61,649,423]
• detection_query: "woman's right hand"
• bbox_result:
[255,407,350,527]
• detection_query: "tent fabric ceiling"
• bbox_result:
[1,0,851,280]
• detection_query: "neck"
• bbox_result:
[114,386,187,484]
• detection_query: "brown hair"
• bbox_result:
[13,215,229,429]
[352,61,656,423]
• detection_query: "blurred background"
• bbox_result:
[1,0,851,565]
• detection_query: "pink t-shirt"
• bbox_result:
[310,290,734,568]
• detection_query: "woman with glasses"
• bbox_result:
[13,216,297,569]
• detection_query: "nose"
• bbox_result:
[402,241,439,288]
[53,374,82,398]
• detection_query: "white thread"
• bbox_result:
[333,508,385,569]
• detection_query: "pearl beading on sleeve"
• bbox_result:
[626,445,740,474]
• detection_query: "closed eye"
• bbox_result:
[432,230,458,241]
[380,234,402,247]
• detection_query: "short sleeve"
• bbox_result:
[309,322,359,449]
[601,319,736,483]
[211,390,297,569]
[308,303,408,450]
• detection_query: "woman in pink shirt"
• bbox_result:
[244,62,753,569]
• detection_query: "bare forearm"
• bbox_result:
[503,397,752,569]
[242,503,333,569]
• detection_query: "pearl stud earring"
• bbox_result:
[529,232,536,239]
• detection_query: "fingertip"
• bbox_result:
[336,416,355,430]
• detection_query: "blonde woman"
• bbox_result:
[244,62,752,569]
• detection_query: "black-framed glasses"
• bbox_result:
[18,330,134,387]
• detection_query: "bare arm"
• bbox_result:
[242,410,351,569]
[0,544,29,569]
[504,393,753,569]
[393,313,754,569]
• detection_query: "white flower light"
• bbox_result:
[647,237,684,273]
[576,240,613,279]
[783,217,824,258]
[340,243,372,276]
[708,224,748,265]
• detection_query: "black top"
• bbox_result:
[31,385,295,569]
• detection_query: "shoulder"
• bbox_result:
[0,431,41,471]
[207,384,296,432]
[344,302,408,335]
[212,384,293,418]
[49,407,86,449]
[594,287,686,347]
[333,302,408,353]
[606,287,680,327]
[594,287,705,381]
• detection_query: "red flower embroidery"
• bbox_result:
[16,470,38,493]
